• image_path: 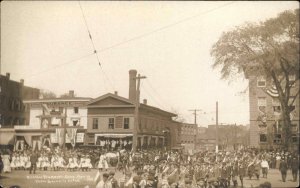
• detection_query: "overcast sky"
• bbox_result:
[1,1,298,126]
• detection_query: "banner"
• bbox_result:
[50,133,84,143]
[56,128,65,147]
[66,128,77,148]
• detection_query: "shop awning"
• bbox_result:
[0,129,15,145]
[95,133,133,138]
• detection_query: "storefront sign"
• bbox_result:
[30,101,87,108]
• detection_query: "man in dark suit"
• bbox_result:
[279,157,288,182]
[290,156,299,182]
[29,152,38,174]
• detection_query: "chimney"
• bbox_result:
[143,99,147,105]
[20,79,24,85]
[129,69,137,102]
[69,90,74,98]
[6,72,10,79]
[114,91,118,95]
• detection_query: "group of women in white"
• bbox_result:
[66,155,93,171]
[2,152,94,173]
[10,153,31,170]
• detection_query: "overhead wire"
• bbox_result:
[144,79,176,111]
[95,1,236,54]
[26,52,95,79]
[78,1,116,91]
[141,84,166,110]
[78,0,101,66]
[25,1,236,91]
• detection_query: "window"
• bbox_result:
[273,122,282,133]
[291,124,298,132]
[74,107,79,114]
[273,134,281,144]
[124,118,129,129]
[108,118,114,129]
[292,134,298,143]
[258,97,267,113]
[257,76,266,87]
[260,134,267,143]
[73,120,79,126]
[289,74,296,87]
[272,98,281,115]
[92,118,98,129]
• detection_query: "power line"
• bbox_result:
[26,52,95,79]
[78,1,115,91]
[145,79,176,110]
[78,0,101,67]
[95,1,236,54]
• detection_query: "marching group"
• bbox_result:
[0,147,299,188]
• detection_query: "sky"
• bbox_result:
[1,1,298,126]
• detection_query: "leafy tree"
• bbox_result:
[210,9,299,150]
[39,90,57,99]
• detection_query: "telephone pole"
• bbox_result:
[216,101,219,153]
[133,73,146,151]
[188,109,201,125]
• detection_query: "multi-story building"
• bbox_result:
[14,90,91,150]
[247,74,299,150]
[0,73,39,148]
[0,73,40,127]
[86,70,181,150]
[180,123,197,154]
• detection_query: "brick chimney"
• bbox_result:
[20,79,24,85]
[69,90,75,98]
[143,99,147,105]
[129,69,137,102]
[114,91,118,95]
[6,72,10,79]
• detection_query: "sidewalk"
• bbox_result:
[243,169,299,188]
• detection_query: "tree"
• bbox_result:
[39,90,57,99]
[210,9,299,151]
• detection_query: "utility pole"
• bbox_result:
[61,108,67,149]
[133,73,146,152]
[188,109,201,125]
[216,101,219,153]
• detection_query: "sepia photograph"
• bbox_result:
[0,1,299,188]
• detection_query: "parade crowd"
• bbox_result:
[0,147,299,188]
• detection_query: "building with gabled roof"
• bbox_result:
[86,70,181,151]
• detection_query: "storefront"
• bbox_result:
[94,133,133,150]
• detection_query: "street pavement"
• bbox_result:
[0,168,299,188]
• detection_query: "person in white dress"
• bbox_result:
[24,154,31,170]
[2,154,11,173]
[37,155,43,170]
[19,154,26,170]
[51,154,60,171]
[58,155,65,170]
[98,154,109,171]
[10,154,17,170]
[15,154,22,170]
[79,155,87,171]
[86,155,93,170]
[42,155,50,171]
[73,156,79,170]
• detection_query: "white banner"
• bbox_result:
[50,133,84,143]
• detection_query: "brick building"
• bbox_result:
[180,123,197,153]
[0,73,39,147]
[86,70,181,150]
[247,74,299,150]
[0,73,40,127]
